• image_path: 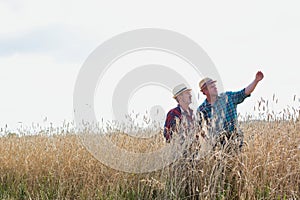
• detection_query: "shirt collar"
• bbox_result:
[178,104,192,115]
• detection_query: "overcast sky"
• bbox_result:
[1,0,300,130]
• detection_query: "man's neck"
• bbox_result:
[207,95,217,105]
[179,103,189,112]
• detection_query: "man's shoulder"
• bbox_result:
[167,106,181,116]
[218,91,238,100]
[221,91,231,96]
[198,100,209,111]
[223,89,246,96]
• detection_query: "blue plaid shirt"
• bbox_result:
[197,88,250,135]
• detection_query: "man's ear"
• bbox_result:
[177,94,183,103]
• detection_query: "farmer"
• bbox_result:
[197,71,264,148]
[163,83,194,143]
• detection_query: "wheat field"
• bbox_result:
[0,109,299,199]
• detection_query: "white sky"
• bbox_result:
[1,0,300,131]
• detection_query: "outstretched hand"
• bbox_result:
[245,71,264,95]
[255,71,264,82]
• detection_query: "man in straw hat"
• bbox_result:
[163,83,194,143]
[198,71,264,148]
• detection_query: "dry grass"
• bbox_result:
[0,114,299,199]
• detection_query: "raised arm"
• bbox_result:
[245,71,264,96]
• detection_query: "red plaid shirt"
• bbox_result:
[163,104,194,142]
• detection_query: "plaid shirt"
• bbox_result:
[197,88,250,135]
[163,104,194,142]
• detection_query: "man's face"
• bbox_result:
[204,82,218,97]
[178,90,192,105]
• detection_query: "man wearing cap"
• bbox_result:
[198,71,264,148]
[163,83,194,143]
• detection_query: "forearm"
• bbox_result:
[245,71,264,95]
[245,80,259,95]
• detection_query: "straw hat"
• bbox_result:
[199,77,216,91]
[172,83,191,99]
